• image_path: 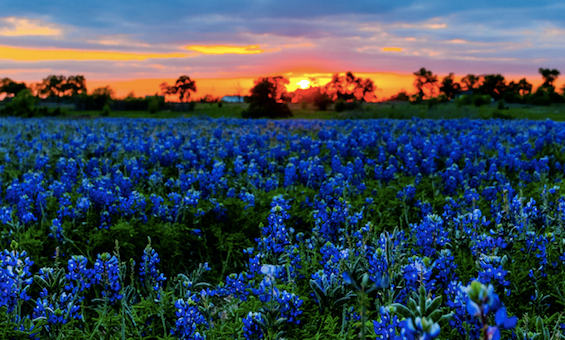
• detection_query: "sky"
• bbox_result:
[1,1,564,99]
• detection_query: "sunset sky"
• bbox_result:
[1,1,564,99]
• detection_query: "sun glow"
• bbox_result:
[296,79,311,89]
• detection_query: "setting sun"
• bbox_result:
[297,79,311,89]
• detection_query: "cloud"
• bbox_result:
[185,45,265,54]
[86,35,151,47]
[0,45,194,61]
[0,1,564,88]
[0,17,62,36]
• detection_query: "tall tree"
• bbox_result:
[37,75,66,98]
[242,76,292,118]
[507,78,532,96]
[62,75,87,96]
[539,68,560,88]
[161,75,197,102]
[413,68,438,98]
[439,73,461,100]
[0,78,28,97]
[324,72,376,102]
[478,74,507,100]
[461,74,480,91]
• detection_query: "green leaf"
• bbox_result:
[391,303,415,319]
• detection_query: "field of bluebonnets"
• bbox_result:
[1,116,565,339]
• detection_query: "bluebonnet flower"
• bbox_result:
[49,218,65,243]
[0,244,34,312]
[411,214,449,258]
[174,295,207,340]
[400,317,441,340]
[139,240,167,293]
[219,272,250,301]
[445,280,481,339]
[477,256,510,288]
[65,255,94,295]
[93,252,122,303]
[275,290,304,324]
[242,312,264,340]
[256,196,293,256]
[400,256,436,301]
[368,246,389,288]
[463,281,517,340]
[373,306,402,339]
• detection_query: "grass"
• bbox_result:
[49,101,565,120]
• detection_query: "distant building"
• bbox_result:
[221,95,244,103]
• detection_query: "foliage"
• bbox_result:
[148,96,160,114]
[439,73,461,100]
[161,76,197,103]
[36,75,87,98]
[4,89,38,117]
[0,78,28,97]
[0,117,563,338]
[413,68,438,98]
[101,103,111,116]
[334,99,361,112]
[324,72,376,102]
[243,77,292,118]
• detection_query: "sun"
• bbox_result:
[296,79,311,89]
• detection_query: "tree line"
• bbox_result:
[2,68,564,118]
[389,68,564,106]
[0,75,202,116]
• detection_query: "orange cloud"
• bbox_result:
[185,45,264,54]
[0,17,62,36]
[0,45,192,61]
[382,47,403,52]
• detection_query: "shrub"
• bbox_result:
[7,89,37,116]
[101,103,111,116]
[312,91,332,111]
[473,95,490,107]
[334,100,361,112]
[148,96,159,114]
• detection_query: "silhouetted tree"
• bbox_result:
[439,73,461,100]
[242,76,292,118]
[91,86,114,109]
[61,75,87,96]
[161,75,197,102]
[389,90,410,102]
[530,69,564,104]
[478,74,507,100]
[37,75,66,98]
[324,72,375,102]
[507,78,532,96]
[0,78,28,97]
[539,68,560,88]
[504,78,533,103]
[461,74,480,92]
[312,88,332,110]
[413,68,438,98]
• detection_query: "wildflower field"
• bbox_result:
[1,116,564,339]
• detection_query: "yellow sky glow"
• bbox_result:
[0,45,192,61]
[382,47,403,52]
[0,17,62,36]
[185,45,264,54]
